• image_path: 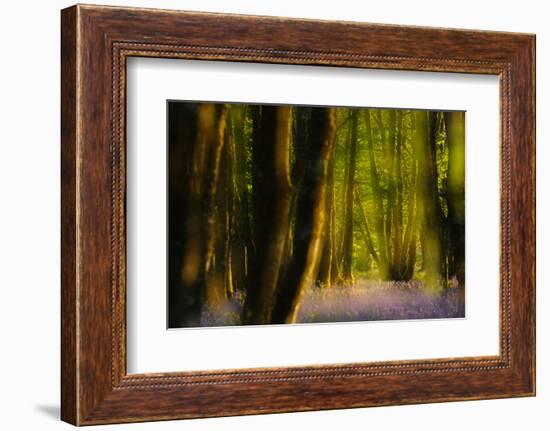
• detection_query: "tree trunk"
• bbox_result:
[392,111,406,278]
[402,112,419,280]
[285,107,313,273]
[417,111,443,288]
[222,117,235,299]
[168,103,198,327]
[340,111,358,286]
[168,103,227,327]
[203,105,229,307]
[364,110,390,279]
[444,111,466,287]
[317,134,337,288]
[243,105,293,324]
[271,108,337,323]
[228,106,252,293]
[384,111,396,272]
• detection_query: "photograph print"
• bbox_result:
[168,102,465,328]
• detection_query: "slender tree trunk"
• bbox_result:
[402,112,419,280]
[334,116,353,284]
[223,118,235,299]
[317,135,337,287]
[327,200,336,286]
[203,105,229,307]
[417,111,443,288]
[364,110,390,279]
[284,107,313,272]
[444,111,466,290]
[195,103,227,311]
[392,111,406,278]
[340,111,358,286]
[229,106,251,293]
[243,106,293,324]
[206,152,229,308]
[433,113,449,284]
[384,111,396,273]
[329,179,340,285]
[271,108,337,324]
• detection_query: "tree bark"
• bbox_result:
[392,111,406,278]
[364,110,390,279]
[444,111,466,287]
[228,106,252,293]
[402,112,419,280]
[384,111,396,270]
[204,105,229,307]
[417,111,443,288]
[222,116,235,299]
[168,103,227,326]
[168,103,198,327]
[317,134,337,288]
[271,108,337,324]
[243,105,293,324]
[340,111,358,286]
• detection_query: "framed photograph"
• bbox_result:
[61,4,535,425]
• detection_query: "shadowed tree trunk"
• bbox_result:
[204,106,229,307]
[317,133,337,288]
[271,108,337,324]
[227,106,252,294]
[444,111,466,290]
[340,110,358,286]
[292,107,311,184]
[168,103,198,327]
[284,107,313,273]
[243,105,293,324]
[168,103,227,327]
[221,117,235,299]
[417,111,443,288]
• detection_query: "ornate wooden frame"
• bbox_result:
[61,4,535,425]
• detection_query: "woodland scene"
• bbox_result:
[168,101,465,328]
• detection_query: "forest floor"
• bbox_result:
[198,280,465,327]
[297,280,464,324]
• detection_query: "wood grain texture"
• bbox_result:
[60,5,78,425]
[60,4,535,425]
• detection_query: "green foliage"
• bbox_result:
[228,104,463,285]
